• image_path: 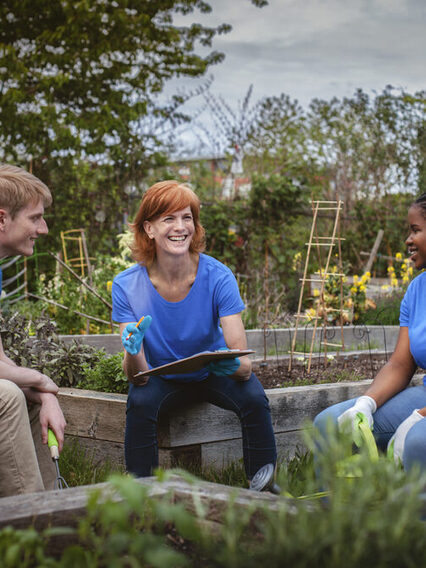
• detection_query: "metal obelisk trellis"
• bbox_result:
[289,199,346,373]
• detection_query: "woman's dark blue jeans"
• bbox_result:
[125,372,277,479]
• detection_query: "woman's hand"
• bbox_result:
[219,314,252,381]
[121,316,152,355]
[207,354,241,377]
[338,395,377,431]
[388,409,424,463]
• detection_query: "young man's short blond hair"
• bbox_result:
[0,164,52,218]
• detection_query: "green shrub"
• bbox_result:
[80,351,128,394]
[0,311,101,387]
[357,289,404,326]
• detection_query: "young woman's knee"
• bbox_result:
[403,424,426,471]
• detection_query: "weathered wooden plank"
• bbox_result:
[59,381,373,448]
[60,377,424,471]
[58,388,126,443]
[0,476,285,540]
[65,435,125,467]
[68,435,203,471]
[200,430,307,470]
[158,380,373,446]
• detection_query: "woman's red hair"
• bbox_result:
[130,180,205,265]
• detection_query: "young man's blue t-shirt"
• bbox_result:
[112,253,245,382]
[399,271,426,383]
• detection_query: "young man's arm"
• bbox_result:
[0,338,58,393]
[0,336,66,450]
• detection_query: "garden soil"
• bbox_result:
[252,353,426,389]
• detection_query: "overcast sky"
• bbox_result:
[169,0,425,153]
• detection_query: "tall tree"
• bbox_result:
[0,0,267,258]
[0,1,233,167]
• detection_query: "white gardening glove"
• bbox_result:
[387,409,423,463]
[338,395,377,431]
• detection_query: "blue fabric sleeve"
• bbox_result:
[214,269,245,317]
[111,279,137,323]
[399,286,410,326]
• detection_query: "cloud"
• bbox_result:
[168,0,425,145]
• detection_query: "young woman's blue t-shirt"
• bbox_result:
[111,253,245,382]
[399,271,426,383]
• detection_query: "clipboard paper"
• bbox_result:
[133,349,254,378]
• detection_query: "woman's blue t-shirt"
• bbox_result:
[111,253,245,381]
[399,271,426,382]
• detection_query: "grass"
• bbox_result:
[60,438,124,487]
[60,436,315,499]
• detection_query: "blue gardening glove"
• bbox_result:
[387,409,423,464]
[207,348,240,377]
[121,316,152,355]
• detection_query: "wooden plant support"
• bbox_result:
[289,200,347,373]
[60,228,94,280]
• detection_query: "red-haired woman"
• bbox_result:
[112,180,277,483]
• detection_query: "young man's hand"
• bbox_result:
[38,394,66,451]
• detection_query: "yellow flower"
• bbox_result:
[313,289,320,297]
[350,286,357,294]
[381,284,390,291]
[107,280,113,292]
[305,308,317,321]
[359,285,366,292]
[395,252,402,261]
[391,278,398,287]
[353,275,359,283]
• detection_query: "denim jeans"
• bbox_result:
[125,372,277,479]
[313,385,426,472]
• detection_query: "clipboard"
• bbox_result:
[133,349,254,378]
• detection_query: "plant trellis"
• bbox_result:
[289,199,347,373]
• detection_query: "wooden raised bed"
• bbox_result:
[59,372,424,470]
[58,380,376,470]
[0,475,283,553]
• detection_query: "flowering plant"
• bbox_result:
[304,266,376,324]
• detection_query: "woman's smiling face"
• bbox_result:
[406,205,426,270]
[143,206,195,258]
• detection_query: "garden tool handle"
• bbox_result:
[48,428,60,460]
[354,412,379,461]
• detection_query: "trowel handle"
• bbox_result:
[48,429,59,460]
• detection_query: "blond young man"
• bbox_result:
[0,164,66,497]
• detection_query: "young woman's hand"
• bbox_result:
[338,395,377,430]
[121,316,152,355]
[207,357,240,377]
[388,409,424,463]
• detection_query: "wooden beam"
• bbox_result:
[0,476,286,555]
[364,229,384,273]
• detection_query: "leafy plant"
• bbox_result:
[60,438,124,488]
[0,311,101,387]
[2,431,426,567]
[80,352,128,394]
